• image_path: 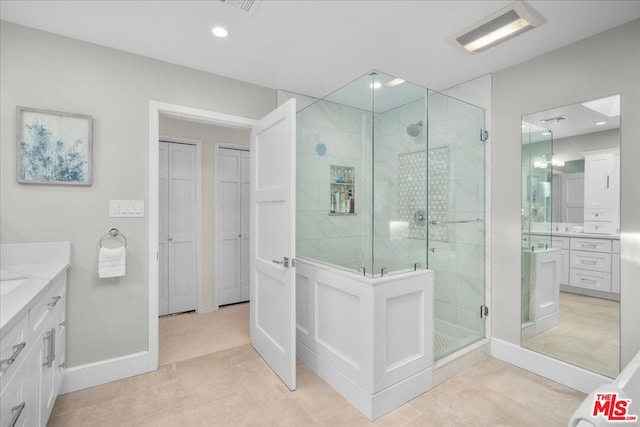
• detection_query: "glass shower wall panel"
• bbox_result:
[371,74,428,277]
[428,90,486,360]
[296,74,373,274]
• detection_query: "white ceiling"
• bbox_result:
[1,1,639,99]
[523,95,621,141]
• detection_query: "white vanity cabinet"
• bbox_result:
[1,274,66,427]
[0,242,69,427]
[566,236,618,298]
[583,149,620,234]
[612,240,621,294]
[0,318,31,427]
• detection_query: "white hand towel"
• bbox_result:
[98,246,126,278]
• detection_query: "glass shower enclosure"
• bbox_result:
[294,71,487,360]
[521,122,553,327]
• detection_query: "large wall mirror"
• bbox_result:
[521,94,621,378]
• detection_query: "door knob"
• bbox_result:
[272,257,290,268]
[168,237,173,242]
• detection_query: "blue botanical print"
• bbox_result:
[20,121,88,182]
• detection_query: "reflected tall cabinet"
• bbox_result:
[583,148,620,235]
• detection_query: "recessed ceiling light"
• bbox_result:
[595,121,606,126]
[212,26,229,38]
[451,1,546,53]
[370,82,382,89]
[386,78,405,87]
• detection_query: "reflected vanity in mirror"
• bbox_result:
[521,95,621,378]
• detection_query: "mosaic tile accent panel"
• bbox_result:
[398,147,450,242]
[427,146,450,242]
[398,150,427,240]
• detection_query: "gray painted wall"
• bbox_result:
[0,22,274,367]
[553,129,620,162]
[492,19,640,366]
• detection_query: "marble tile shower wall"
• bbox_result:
[297,99,373,270]
[372,99,428,273]
[428,94,486,335]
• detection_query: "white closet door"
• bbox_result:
[217,148,250,306]
[218,149,242,305]
[241,151,251,301]
[159,142,169,316]
[167,143,197,314]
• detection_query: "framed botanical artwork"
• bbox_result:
[16,106,93,185]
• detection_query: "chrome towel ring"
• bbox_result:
[99,228,127,248]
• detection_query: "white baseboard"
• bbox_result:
[60,351,155,394]
[535,310,560,334]
[197,305,217,314]
[297,341,432,420]
[490,338,611,394]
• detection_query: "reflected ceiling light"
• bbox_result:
[386,78,405,87]
[212,26,229,38]
[583,95,620,117]
[369,82,382,89]
[451,1,546,53]
[596,121,606,126]
[541,132,551,136]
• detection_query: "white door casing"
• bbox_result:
[241,151,251,302]
[250,99,297,391]
[159,143,169,315]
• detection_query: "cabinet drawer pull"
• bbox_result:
[43,329,55,368]
[581,244,598,248]
[580,278,597,284]
[580,260,597,265]
[48,295,62,308]
[9,402,26,427]
[0,342,27,370]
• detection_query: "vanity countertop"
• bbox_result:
[0,262,70,335]
[528,231,620,240]
[0,241,70,336]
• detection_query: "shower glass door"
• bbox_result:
[427,90,486,360]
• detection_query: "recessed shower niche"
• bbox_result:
[285,71,487,419]
[329,165,355,214]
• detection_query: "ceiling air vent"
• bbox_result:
[220,0,262,15]
[540,116,567,123]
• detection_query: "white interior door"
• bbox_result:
[564,173,584,223]
[250,99,296,390]
[218,148,250,306]
[159,141,197,315]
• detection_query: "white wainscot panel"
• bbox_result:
[296,260,434,420]
[316,281,361,368]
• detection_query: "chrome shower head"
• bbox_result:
[406,121,423,137]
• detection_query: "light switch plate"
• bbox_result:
[109,200,144,218]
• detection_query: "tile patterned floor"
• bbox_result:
[522,291,619,378]
[49,303,586,426]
